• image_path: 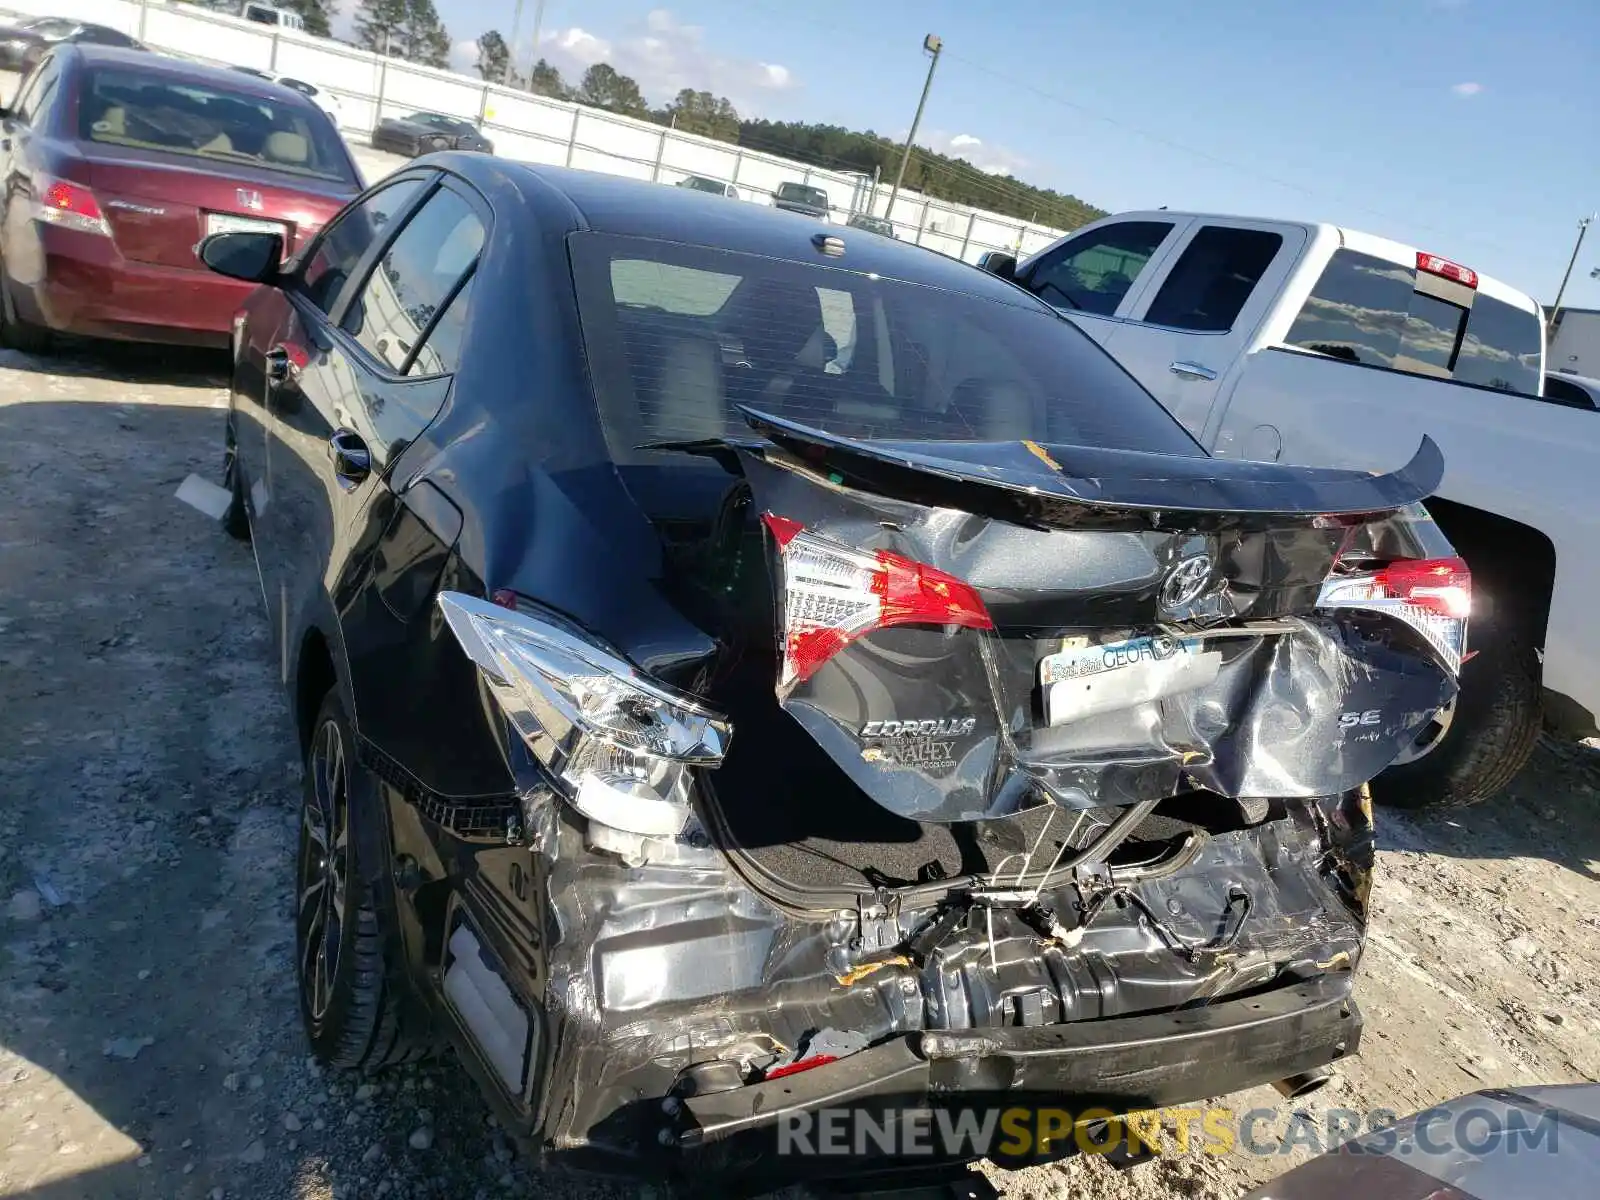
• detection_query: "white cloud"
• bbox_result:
[1451,81,1483,97]
[552,28,612,66]
[920,129,1031,177]
[534,9,797,111]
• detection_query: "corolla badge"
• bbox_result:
[1159,553,1214,611]
[237,188,264,211]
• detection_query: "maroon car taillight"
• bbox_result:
[762,513,994,686]
[34,175,111,237]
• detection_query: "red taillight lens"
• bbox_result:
[762,513,993,686]
[42,178,103,220]
[34,175,110,236]
[1416,251,1478,289]
[1374,556,1471,620]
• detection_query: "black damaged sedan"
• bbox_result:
[199,154,1469,1193]
[371,110,493,157]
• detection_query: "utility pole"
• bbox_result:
[1549,214,1595,330]
[885,34,942,226]
[507,0,525,84]
[530,0,547,58]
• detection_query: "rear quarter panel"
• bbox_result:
[1212,347,1600,713]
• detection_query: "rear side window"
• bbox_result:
[298,176,425,314]
[1142,226,1283,332]
[343,187,484,377]
[1284,250,1411,367]
[1286,250,1541,395]
[1023,221,1172,316]
[1454,295,1542,394]
[570,233,1203,465]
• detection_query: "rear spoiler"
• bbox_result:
[652,407,1444,528]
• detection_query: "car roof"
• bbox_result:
[65,45,321,110]
[484,160,1045,309]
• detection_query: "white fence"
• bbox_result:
[3,0,1074,262]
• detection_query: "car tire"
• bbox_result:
[1370,634,1543,810]
[221,439,250,542]
[0,268,52,355]
[297,689,428,1071]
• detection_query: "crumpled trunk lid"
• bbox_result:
[681,410,1463,824]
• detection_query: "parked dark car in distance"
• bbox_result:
[772,179,830,219]
[675,173,738,200]
[0,18,144,71]
[200,156,1468,1193]
[846,211,896,238]
[371,111,493,157]
[0,45,363,350]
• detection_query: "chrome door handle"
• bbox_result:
[1169,360,1217,381]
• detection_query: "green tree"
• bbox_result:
[475,29,510,82]
[576,63,647,118]
[401,0,451,69]
[664,89,740,141]
[526,58,568,99]
[734,118,1105,231]
[353,0,406,54]
[354,0,450,67]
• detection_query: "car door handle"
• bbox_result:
[265,345,291,382]
[1169,360,1218,381]
[327,429,371,490]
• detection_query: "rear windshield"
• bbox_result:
[569,233,1203,465]
[776,183,828,208]
[1284,249,1542,395]
[680,176,726,194]
[79,68,355,183]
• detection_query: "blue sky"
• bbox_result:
[417,0,1599,308]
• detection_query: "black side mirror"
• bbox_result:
[198,230,282,283]
[978,251,1017,282]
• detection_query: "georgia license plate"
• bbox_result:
[1039,633,1221,725]
[205,212,287,239]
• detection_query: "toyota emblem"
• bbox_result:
[237,188,264,211]
[1159,553,1214,611]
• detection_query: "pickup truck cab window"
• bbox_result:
[1142,226,1285,333]
[1284,249,1541,396]
[1023,220,1172,315]
[1453,294,1542,395]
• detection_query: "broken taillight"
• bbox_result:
[436,591,731,837]
[762,513,994,686]
[1317,555,1470,672]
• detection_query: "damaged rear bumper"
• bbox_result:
[669,977,1359,1185]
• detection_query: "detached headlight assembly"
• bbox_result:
[437,591,731,837]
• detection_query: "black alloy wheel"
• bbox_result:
[298,713,351,1023]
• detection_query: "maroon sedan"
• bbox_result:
[0,45,363,350]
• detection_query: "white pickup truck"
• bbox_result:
[980,213,1600,808]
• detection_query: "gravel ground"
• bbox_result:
[0,146,1597,1200]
